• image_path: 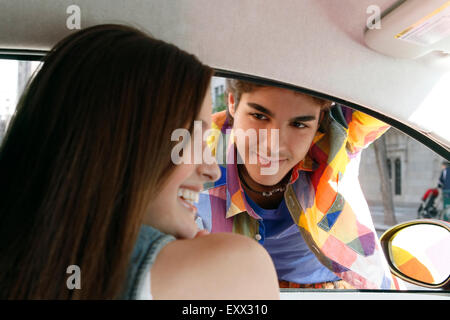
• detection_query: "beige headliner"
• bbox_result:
[0,0,449,149]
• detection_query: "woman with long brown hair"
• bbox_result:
[0,24,279,299]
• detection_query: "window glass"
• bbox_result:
[0,59,41,144]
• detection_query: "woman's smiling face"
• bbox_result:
[144,92,221,239]
[229,86,323,186]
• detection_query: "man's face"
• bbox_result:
[229,86,322,186]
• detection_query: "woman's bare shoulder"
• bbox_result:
[151,232,279,300]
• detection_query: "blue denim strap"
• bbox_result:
[120,225,175,299]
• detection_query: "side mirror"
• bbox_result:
[380,220,450,289]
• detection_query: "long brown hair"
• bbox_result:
[0,24,213,299]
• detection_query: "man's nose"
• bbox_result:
[261,125,284,154]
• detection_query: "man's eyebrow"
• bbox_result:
[248,102,317,122]
[247,103,275,117]
[290,115,317,122]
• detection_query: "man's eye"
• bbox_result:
[250,113,268,120]
[292,121,306,128]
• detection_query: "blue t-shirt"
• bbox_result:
[244,192,340,284]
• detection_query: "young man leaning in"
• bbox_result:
[197,79,399,290]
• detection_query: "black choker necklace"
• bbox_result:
[238,166,288,197]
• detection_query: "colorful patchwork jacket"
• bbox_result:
[197,106,397,289]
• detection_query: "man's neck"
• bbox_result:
[237,164,289,210]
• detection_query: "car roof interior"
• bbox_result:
[0,0,449,154]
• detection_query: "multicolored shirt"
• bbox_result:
[197,106,396,289]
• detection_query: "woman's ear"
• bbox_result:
[227,92,236,117]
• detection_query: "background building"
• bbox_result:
[359,127,444,209]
